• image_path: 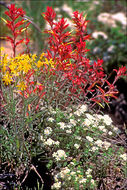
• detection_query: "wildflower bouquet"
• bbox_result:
[0,4,127,189]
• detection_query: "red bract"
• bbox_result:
[113,66,127,80]
[4,4,30,57]
[5,4,25,20]
[42,6,56,27]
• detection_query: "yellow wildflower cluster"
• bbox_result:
[0,48,55,90]
[2,71,13,85]
[16,81,26,91]
[36,52,55,68]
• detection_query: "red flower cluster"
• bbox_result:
[4,4,30,57]
[2,5,127,109]
[43,6,127,107]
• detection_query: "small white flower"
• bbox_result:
[79,178,87,184]
[98,125,105,131]
[70,119,76,126]
[91,146,98,152]
[86,174,92,178]
[91,179,95,185]
[51,110,56,114]
[86,168,92,175]
[113,127,118,131]
[57,150,67,159]
[53,150,67,161]
[44,127,52,135]
[79,104,88,113]
[108,131,113,135]
[75,176,79,181]
[44,138,54,146]
[60,167,70,178]
[54,174,59,182]
[70,171,76,175]
[66,129,72,134]
[83,118,93,126]
[40,135,44,141]
[70,162,75,165]
[103,141,111,150]
[86,113,95,121]
[66,124,72,129]
[69,113,73,117]
[74,110,82,116]
[86,136,93,142]
[120,153,127,161]
[48,117,54,122]
[103,114,112,125]
[52,182,61,189]
[74,143,80,149]
[52,152,57,157]
[75,136,81,140]
[58,122,66,129]
[102,128,107,133]
[55,141,60,146]
[95,139,103,147]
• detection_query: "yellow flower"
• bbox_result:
[32,54,37,61]
[40,52,45,60]
[22,62,32,73]
[36,60,43,68]
[17,81,26,91]
[0,54,8,73]
[44,58,55,68]
[9,63,18,75]
[0,47,5,55]
[2,71,13,85]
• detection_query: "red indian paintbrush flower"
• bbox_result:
[43,7,127,107]
[4,4,30,57]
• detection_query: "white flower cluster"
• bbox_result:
[74,143,80,149]
[43,138,60,146]
[86,136,93,142]
[69,119,77,126]
[79,178,87,184]
[120,153,127,161]
[58,122,66,129]
[82,113,113,129]
[74,104,88,116]
[52,150,67,161]
[58,122,73,134]
[48,117,54,122]
[83,113,97,126]
[51,181,61,189]
[86,168,92,178]
[98,125,107,133]
[96,114,112,126]
[85,168,95,185]
[91,140,111,151]
[86,136,111,150]
[56,167,70,179]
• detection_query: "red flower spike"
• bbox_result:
[114,66,127,78]
[4,4,30,57]
[43,6,56,27]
